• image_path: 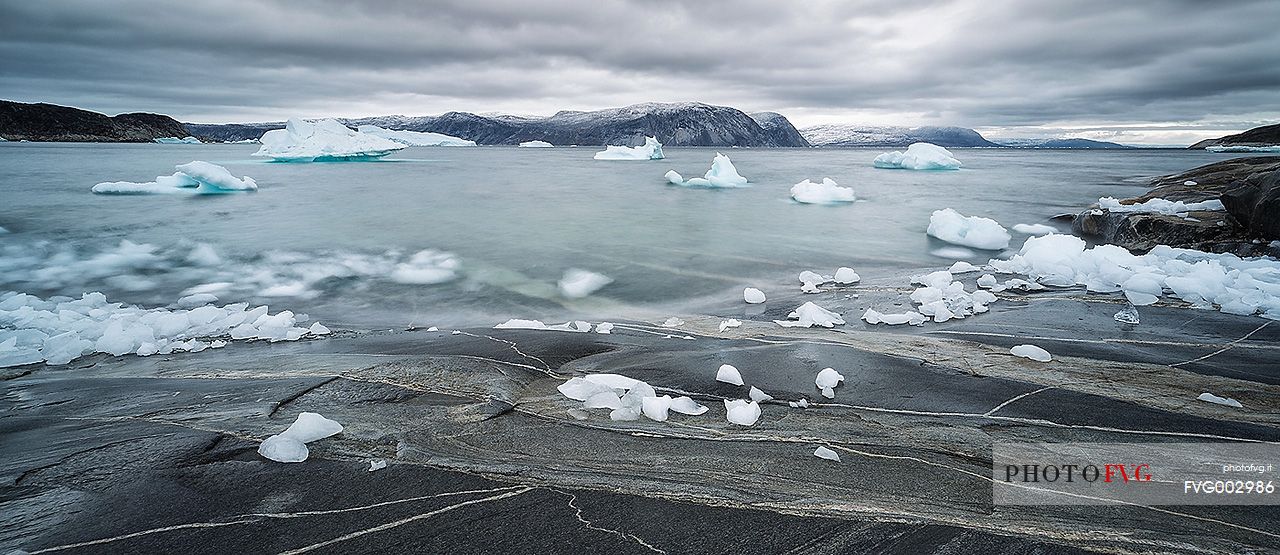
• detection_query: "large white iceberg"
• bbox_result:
[355,125,475,147]
[92,161,257,195]
[1097,197,1225,215]
[927,208,1011,250]
[665,153,748,188]
[519,140,554,148]
[790,178,855,204]
[254,118,406,162]
[593,137,664,160]
[873,142,962,170]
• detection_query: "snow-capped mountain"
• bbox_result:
[800,125,999,147]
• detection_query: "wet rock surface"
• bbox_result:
[3,276,1278,554]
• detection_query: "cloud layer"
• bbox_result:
[1,0,1277,143]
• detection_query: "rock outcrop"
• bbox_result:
[0,100,189,142]
[1189,123,1280,149]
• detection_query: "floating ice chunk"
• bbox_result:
[833,267,860,284]
[154,136,201,144]
[356,125,475,147]
[749,386,773,403]
[1098,197,1225,215]
[258,435,309,463]
[669,396,709,415]
[389,250,459,284]
[518,140,554,148]
[1013,223,1057,236]
[931,246,978,259]
[665,153,748,188]
[1197,392,1242,408]
[718,319,742,332]
[813,446,841,462]
[873,143,962,170]
[774,302,845,328]
[175,161,258,192]
[593,137,664,160]
[368,459,388,472]
[948,261,979,274]
[642,395,674,421]
[815,367,844,398]
[724,399,761,426]
[558,269,613,299]
[790,178,855,204]
[661,317,685,328]
[927,209,1011,250]
[1114,305,1140,325]
[93,161,256,195]
[716,364,745,386]
[1010,344,1052,362]
[255,118,405,162]
[596,322,614,334]
[664,170,686,185]
[743,287,766,304]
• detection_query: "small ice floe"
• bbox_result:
[665,153,748,188]
[873,143,962,170]
[1197,392,1243,408]
[799,270,827,293]
[749,386,773,402]
[357,125,474,147]
[255,118,405,161]
[724,399,761,426]
[596,322,614,334]
[494,319,591,332]
[931,246,978,259]
[1013,223,1057,236]
[1010,344,1052,362]
[1114,305,1140,325]
[368,459,388,472]
[815,367,844,398]
[790,178,855,204]
[743,287,767,304]
[716,364,745,386]
[258,412,344,463]
[93,161,258,195]
[948,261,979,274]
[519,140,554,148]
[661,317,685,328]
[788,399,810,409]
[558,269,613,299]
[861,308,927,326]
[813,446,841,462]
[774,302,845,328]
[593,137,664,160]
[718,319,742,332]
[1098,197,1225,215]
[833,267,860,284]
[927,209,1011,250]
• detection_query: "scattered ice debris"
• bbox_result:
[813,446,841,462]
[927,209,1011,250]
[833,267,861,284]
[518,140,554,148]
[931,246,978,259]
[661,317,685,328]
[593,137,664,160]
[368,459,388,472]
[743,287,767,304]
[790,178,855,204]
[749,386,773,403]
[92,161,257,195]
[788,399,810,409]
[388,250,459,285]
[815,367,844,398]
[356,125,475,147]
[1197,392,1243,408]
[896,270,998,323]
[873,142,962,170]
[494,319,592,332]
[948,261,979,274]
[1013,223,1057,236]
[665,153,748,187]
[799,270,826,293]
[861,308,927,326]
[258,412,343,463]
[596,322,614,334]
[718,318,742,332]
[990,233,1280,319]
[724,399,761,426]
[254,118,406,162]
[1010,344,1052,362]
[0,291,328,368]
[557,269,613,299]
[774,302,845,328]
[716,364,745,386]
[1098,197,1225,215]
[1114,305,1140,325]
[154,136,201,144]
[558,373,707,421]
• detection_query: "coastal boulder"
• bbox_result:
[1220,167,1280,239]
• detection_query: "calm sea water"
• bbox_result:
[0,142,1260,328]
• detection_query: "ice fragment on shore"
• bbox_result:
[748,386,773,402]
[1010,344,1052,362]
[716,364,745,386]
[258,412,343,463]
[1197,392,1242,408]
[743,287,767,304]
[1114,305,1140,325]
[1098,196,1225,215]
[774,302,845,328]
[834,267,860,284]
[368,459,388,472]
[860,308,927,326]
[813,446,841,462]
[948,261,979,274]
[661,317,685,328]
[815,367,844,398]
[596,322,614,334]
[724,399,761,426]
[718,319,741,332]
[789,399,810,409]
[670,396,709,415]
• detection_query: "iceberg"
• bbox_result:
[593,136,664,160]
[92,161,256,195]
[927,208,1011,250]
[774,301,845,328]
[356,124,475,147]
[557,269,613,299]
[665,153,748,187]
[519,140,554,148]
[790,178,856,204]
[154,136,201,144]
[873,142,962,170]
[258,412,343,463]
[1010,344,1052,362]
[254,118,406,162]
[1098,196,1225,215]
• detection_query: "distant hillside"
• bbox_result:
[995,138,1133,149]
[800,124,999,147]
[748,112,809,147]
[187,102,811,147]
[0,100,188,142]
[1189,123,1280,149]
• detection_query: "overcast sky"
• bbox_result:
[2,0,1277,144]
